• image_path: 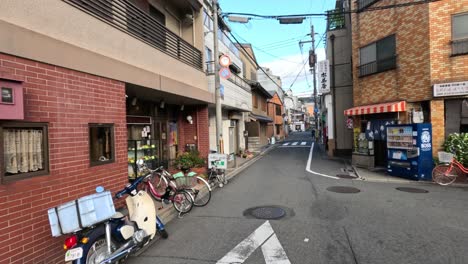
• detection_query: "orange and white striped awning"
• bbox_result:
[344,101,406,116]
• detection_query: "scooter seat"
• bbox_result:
[111,212,125,219]
[112,208,129,219]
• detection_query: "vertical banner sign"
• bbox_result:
[317,60,330,94]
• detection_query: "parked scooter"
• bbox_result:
[49,174,168,264]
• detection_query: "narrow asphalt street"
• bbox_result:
[128,132,468,264]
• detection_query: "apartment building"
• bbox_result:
[348,0,468,168]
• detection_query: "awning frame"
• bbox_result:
[344,101,406,116]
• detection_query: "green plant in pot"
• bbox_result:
[173,150,205,172]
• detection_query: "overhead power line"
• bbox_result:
[228,32,283,90]
[221,0,440,19]
[231,32,305,64]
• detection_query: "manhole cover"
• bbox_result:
[396,187,429,193]
[327,186,361,193]
[249,206,286,220]
[336,174,357,179]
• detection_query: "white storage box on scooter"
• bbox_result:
[47,190,116,237]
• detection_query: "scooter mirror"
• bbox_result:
[96,186,105,193]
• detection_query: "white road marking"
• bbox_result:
[278,146,309,148]
[301,142,307,145]
[306,143,340,179]
[217,221,291,264]
[261,234,291,264]
[292,142,298,146]
[283,142,290,146]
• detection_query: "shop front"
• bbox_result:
[125,84,210,180]
[345,101,406,169]
[433,81,468,135]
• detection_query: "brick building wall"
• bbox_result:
[351,0,431,106]
[177,106,209,158]
[429,0,468,85]
[0,53,128,264]
[428,0,468,153]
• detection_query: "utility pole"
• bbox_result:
[213,0,223,153]
[300,25,318,134]
[310,26,318,134]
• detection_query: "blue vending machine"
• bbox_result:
[386,123,433,181]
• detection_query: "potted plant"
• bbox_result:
[173,152,195,172]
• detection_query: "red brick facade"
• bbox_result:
[351,0,431,106]
[351,0,468,155]
[0,53,128,264]
[178,105,209,158]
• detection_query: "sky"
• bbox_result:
[218,0,336,95]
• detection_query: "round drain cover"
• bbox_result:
[250,206,286,220]
[327,186,361,193]
[396,187,428,193]
[336,174,357,179]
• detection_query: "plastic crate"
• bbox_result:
[47,191,116,237]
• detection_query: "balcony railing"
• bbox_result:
[205,61,250,91]
[452,38,468,56]
[358,56,397,77]
[357,0,380,11]
[327,8,345,31]
[63,0,203,70]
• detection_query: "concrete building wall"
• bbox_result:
[327,11,354,154]
[0,0,209,102]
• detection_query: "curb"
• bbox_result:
[352,165,468,188]
[352,165,418,184]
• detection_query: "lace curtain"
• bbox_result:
[4,129,43,174]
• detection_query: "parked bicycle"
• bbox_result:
[207,159,227,188]
[147,166,213,207]
[136,161,194,214]
[432,151,468,185]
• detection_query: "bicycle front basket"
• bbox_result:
[173,171,197,188]
[438,152,454,163]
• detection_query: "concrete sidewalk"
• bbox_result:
[352,166,417,184]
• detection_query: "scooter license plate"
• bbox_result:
[65,247,83,262]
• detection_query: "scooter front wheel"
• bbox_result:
[172,190,194,214]
[76,236,120,264]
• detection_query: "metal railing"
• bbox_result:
[452,38,468,56]
[358,56,396,77]
[63,0,203,70]
[327,8,345,31]
[205,61,250,91]
[357,0,380,10]
[228,72,251,91]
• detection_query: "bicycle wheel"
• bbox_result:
[217,170,227,188]
[191,176,212,207]
[147,173,169,202]
[433,165,459,185]
[172,189,193,213]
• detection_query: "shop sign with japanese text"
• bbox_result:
[317,60,330,94]
[433,81,468,97]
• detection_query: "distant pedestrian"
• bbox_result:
[311,129,316,141]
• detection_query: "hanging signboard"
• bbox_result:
[317,60,330,94]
